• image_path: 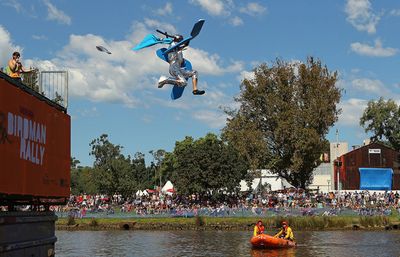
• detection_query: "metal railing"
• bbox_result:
[39,71,69,109]
[0,68,69,110]
[20,70,68,109]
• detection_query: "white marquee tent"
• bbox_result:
[161,180,174,194]
[135,190,149,197]
[240,170,292,192]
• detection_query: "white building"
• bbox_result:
[308,163,332,193]
[330,141,349,190]
[242,141,351,193]
[308,142,349,192]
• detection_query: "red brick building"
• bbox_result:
[334,142,400,190]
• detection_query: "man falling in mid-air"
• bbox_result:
[157,34,205,95]
[133,19,206,99]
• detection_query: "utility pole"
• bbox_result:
[336,129,340,193]
[149,150,157,191]
[150,150,164,193]
[159,165,162,190]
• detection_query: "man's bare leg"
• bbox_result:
[192,77,205,95]
[192,77,198,91]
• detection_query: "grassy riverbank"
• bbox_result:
[56,215,400,231]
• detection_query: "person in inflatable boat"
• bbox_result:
[253,220,265,236]
[274,221,295,241]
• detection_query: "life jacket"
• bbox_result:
[256,224,265,234]
[281,227,288,237]
[280,226,294,240]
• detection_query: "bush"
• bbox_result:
[67,216,75,226]
[195,216,205,227]
[390,207,399,217]
[359,216,386,228]
[89,218,99,227]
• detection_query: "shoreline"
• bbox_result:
[56,216,400,231]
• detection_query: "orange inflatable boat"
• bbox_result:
[250,234,296,248]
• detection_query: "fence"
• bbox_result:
[39,71,68,109]
[22,70,68,109]
[55,206,399,219]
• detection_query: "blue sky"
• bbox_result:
[1,0,399,166]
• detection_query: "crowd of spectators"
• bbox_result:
[55,190,400,218]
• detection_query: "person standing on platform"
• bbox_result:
[6,51,32,82]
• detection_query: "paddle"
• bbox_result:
[163,19,205,55]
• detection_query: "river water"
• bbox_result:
[55,230,400,257]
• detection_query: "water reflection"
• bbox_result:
[56,230,400,257]
[250,248,296,257]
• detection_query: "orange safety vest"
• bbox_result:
[256,224,265,234]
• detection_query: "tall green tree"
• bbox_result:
[149,149,166,188]
[70,157,80,169]
[159,151,176,185]
[164,133,247,196]
[90,134,138,197]
[131,152,153,190]
[70,157,98,195]
[22,68,39,92]
[223,57,341,188]
[360,97,400,151]
[70,166,98,195]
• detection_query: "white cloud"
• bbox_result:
[390,9,400,16]
[189,0,267,27]
[1,1,39,18]
[351,39,398,57]
[32,35,48,40]
[193,110,227,128]
[155,2,173,16]
[2,0,22,12]
[27,33,161,107]
[3,19,242,129]
[43,0,71,25]
[239,2,267,16]
[125,19,177,49]
[0,26,21,67]
[141,115,153,124]
[194,87,241,128]
[350,78,392,97]
[335,79,347,92]
[237,70,255,82]
[345,0,380,34]
[76,107,99,118]
[186,49,244,75]
[189,0,230,16]
[337,98,368,126]
[152,84,237,128]
[230,16,244,26]
[19,20,242,109]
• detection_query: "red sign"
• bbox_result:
[0,78,70,199]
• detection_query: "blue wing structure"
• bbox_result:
[133,35,172,51]
[156,48,168,62]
